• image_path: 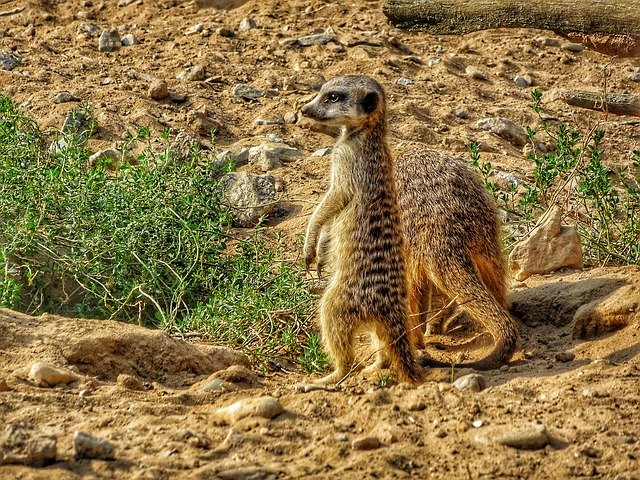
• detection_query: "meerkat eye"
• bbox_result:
[326,92,343,103]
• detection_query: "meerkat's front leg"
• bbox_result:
[303,189,345,270]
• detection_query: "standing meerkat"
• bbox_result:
[300,75,423,385]
[395,147,519,370]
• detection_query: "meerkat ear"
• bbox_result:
[361,91,379,114]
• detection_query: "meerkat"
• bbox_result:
[395,147,519,370]
[300,75,423,385]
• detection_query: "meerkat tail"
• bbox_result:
[422,255,519,370]
[375,312,424,384]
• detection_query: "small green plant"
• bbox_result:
[469,89,640,266]
[377,372,392,388]
[299,332,329,373]
[0,93,317,364]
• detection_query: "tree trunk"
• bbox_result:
[549,90,640,117]
[382,0,640,57]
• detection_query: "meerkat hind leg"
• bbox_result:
[363,328,392,375]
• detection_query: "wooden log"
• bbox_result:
[549,90,640,117]
[382,0,640,57]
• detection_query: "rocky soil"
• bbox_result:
[1,0,640,479]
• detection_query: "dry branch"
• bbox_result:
[549,90,640,117]
[383,0,640,57]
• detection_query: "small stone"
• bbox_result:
[629,69,640,82]
[254,118,285,126]
[77,23,101,36]
[53,91,80,103]
[217,27,235,38]
[117,0,136,5]
[177,65,205,81]
[513,75,533,88]
[116,373,145,391]
[508,205,584,281]
[475,117,527,147]
[474,423,549,450]
[555,351,576,363]
[120,33,137,46]
[293,383,328,393]
[221,172,277,227]
[452,373,487,392]
[148,80,169,100]
[396,77,413,86]
[562,42,584,53]
[0,423,57,467]
[98,28,121,52]
[169,92,187,103]
[472,419,483,428]
[312,147,332,157]
[0,378,9,392]
[213,396,284,424]
[454,108,469,119]
[201,378,239,392]
[29,362,79,387]
[216,146,250,169]
[465,65,489,81]
[73,431,115,460]
[169,130,200,162]
[185,24,203,35]
[248,143,303,172]
[293,33,334,47]
[0,52,20,71]
[238,17,257,31]
[537,37,560,47]
[232,83,264,101]
[351,436,381,450]
[89,148,121,165]
[283,112,297,123]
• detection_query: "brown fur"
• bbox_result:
[395,147,519,370]
[301,76,423,385]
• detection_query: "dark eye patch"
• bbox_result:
[325,91,345,103]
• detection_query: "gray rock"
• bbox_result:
[0,423,57,467]
[77,23,101,36]
[396,77,413,86]
[118,0,137,6]
[562,42,584,53]
[216,146,251,169]
[169,130,200,162]
[513,75,533,88]
[475,117,527,147]
[213,396,284,424]
[185,24,204,35]
[452,373,487,392]
[221,172,277,227]
[89,148,122,165]
[537,37,560,47]
[120,33,137,46]
[200,378,240,392]
[508,205,583,281]
[148,80,169,100]
[232,83,264,101]
[73,431,115,460]
[351,436,381,450]
[177,65,205,81]
[239,17,257,31]
[248,143,303,172]
[0,52,20,71]
[29,362,79,387]
[474,423,549,450]
[53,91,80,103]
[465,65,489,81]
[292,34,335,47]
[98,28,121,52]
[555,351,576,363]
[312,147,332,157]
[630,69,640,82]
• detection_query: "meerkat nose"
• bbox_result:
[300,104,310,117]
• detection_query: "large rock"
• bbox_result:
[475,117,527,147]
[509,206,583,281]
[0,423,57,467]
[248,143,303,172]
[221,172,277,227]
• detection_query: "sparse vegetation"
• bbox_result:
[0,93,316,364]
[470,89,640,266]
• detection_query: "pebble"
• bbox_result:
[562,42,584,53]
[77,23,101,36]
[254,118,285,126]
[0,378,9,392]
[465,65,489,81]
[216,146,251,168]
[169,130,199,162]
[396,77,413,86]
[293,383,328,393]
[53,91,80,103]
[98,28,121,52]
[186,110,222,136]
[73,431,115,460]
[148,79,169,100]
[22,25,36,38]
[454,108,469,119]
[217,467,277,480]
[120,34,137,46]
[248,143,303,172]
[292,33,335,47]
[0,423,57,467]
[475,117,527,147]
[312,147,332,157]
[29,362,79,387]
[537,37,560,47]
[118,0,137,6]
[116,373,145,391]
[231,83,264,101]
[351,436,381,450]
[238,17,257,31]
[452,373,487,392]
[555,351,576,363]
[630,69,640,82]
[89,148,121,165]
[0,52,20,71]
[513,74,533,88]
[213,396,284,424]
[185,24,203,35]
[177,65,205,81]
[474,423,549,450]
[201,378,240,392]
[169,92,187,103]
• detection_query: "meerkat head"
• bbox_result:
[300,75,386,129]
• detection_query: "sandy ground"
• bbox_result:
[1,0,640,478]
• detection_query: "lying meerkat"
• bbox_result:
[300,75,423,385]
